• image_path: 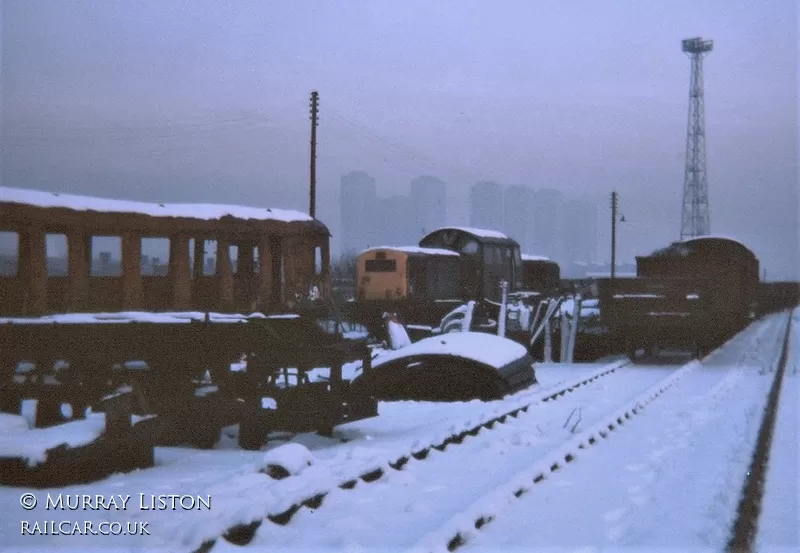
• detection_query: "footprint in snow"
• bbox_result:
[625,463,646,472]
[607,521,631,542]
[603,507,628,523]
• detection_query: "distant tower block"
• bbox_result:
[680,37,713,240]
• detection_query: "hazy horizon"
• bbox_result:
[2,1,797,278]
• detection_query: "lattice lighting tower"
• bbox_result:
[680,37,713,240]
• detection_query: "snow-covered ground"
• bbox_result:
[0,310,796,552]
[458,308,791,553]
[756,307,800,552]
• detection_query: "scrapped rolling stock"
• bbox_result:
[598,235,760,358]
[520,254,561,295]
[0,186,377,450]
[353,227,561,332]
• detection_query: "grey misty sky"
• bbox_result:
[1,0,798,277]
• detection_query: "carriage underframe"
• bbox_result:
[0,314,378,453]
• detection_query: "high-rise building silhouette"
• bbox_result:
[470,181,504,231]
[532,188,565,263]
[503,185,535,252]
[410,175,447,239]
[340,171,378,255]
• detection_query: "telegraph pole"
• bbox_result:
[611,191,618,280]
[309,90,319,219]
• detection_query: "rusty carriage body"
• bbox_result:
[0,187,377,450]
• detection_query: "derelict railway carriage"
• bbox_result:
[0,187,378,459]
[418,227,524,302]
[0,187,331,315]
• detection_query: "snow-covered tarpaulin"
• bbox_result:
[352,332,535,402]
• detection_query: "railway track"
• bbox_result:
[727,310,794,553]
[192,359,631,552]
[408,312,792,553]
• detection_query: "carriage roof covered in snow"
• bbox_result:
[419,227,520,250]
[643,236,756,261]
[636,235,759,282]
[0,186,329,237]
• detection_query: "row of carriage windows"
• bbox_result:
[0,231,324,278]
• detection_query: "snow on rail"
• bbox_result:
[0,186,313,222]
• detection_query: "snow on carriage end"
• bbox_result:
[372,332,529,369]
[0,186,313,223]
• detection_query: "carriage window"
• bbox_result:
[203,240,217,275]
[314,246,322,275]
[512,248,523,287]
[0,231,18,276]
[365,259,397,272]
[46,233,67,276]
[484,245,502,265]
[188,238,196,277]
[229,244,239,274]
[461,240,479,255]
[90,236,122,276]
[141,237,170,276]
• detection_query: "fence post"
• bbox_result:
[463,300,475,332]
[560,304,569,362]
[498,281,508,338]
[567,294,582,363]
[544,312,552,362]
